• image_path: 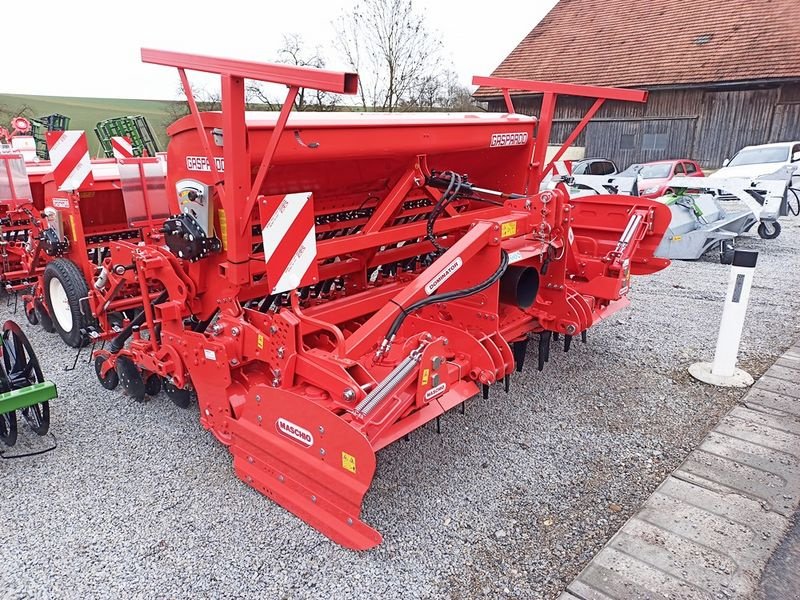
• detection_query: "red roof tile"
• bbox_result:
[475,0,800,98]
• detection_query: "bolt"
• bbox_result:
[211,323,223,335]
[347,518,354,526]
[230,358,239,366]
[246,475,253,483]
[269,325,278,335]
[231,326,240,337]
[247,456,254,463]
[343,388,356,402]
[277,346,285,359]
[566,324,577,334]
[442,338,449,346]
[278,474,285,483]
[318,425,325,434]
[255,394,261,403]
[311,495,317,503]
[257,415,262,423]
[319,448,326,456]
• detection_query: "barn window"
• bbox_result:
[620,134,635,150]
[642,133,668,151]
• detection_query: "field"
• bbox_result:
[0,93,181,156]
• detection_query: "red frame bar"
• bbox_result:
[471,76,648,104]
[472,76,648,189]
[141,48,359,286]
[142,49,358,95]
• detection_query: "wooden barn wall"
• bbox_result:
[487,83,800,169]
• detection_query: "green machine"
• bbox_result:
[95,115,160,158]
[29,113,71,160]
[0,321,57,448]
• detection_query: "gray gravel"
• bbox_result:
[2,212,799,600]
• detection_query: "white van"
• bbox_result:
[710,141,800,182]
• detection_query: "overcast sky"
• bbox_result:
[3,0,558,100]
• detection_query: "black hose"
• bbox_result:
[108,290,168,354]
[426,171,463,255]
[386,249,510,341]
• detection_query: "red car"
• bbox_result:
[618,159,705,198]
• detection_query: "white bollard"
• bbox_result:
[689,250,757,387]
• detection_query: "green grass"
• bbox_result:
[0,93,183,156]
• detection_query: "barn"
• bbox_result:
[474,0,800,169]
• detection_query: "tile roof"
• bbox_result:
[475,0,800,98]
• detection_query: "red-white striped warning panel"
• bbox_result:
[111,136,134,159]
[260,192,319,294]
[46,131,93,191]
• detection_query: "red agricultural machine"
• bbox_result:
[81,49,671,549]
[0,130,170,349]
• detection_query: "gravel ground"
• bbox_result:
[2,211,800,600]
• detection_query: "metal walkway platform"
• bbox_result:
[559,343,800,600]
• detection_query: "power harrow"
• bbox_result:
[4,50,672,549]
[81,50,671,549]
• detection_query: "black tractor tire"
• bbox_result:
[43,259,94,348]
[757,221,781,240]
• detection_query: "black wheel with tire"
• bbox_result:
[757,221,781,240]
[0,410,17,447]
[43,259,94,348]
[34,299,54,333]
[25,305,39,326]
[94,356,119,390]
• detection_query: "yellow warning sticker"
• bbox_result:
[421,368,430,386]
[218,209,229,250]
[257,334,264,350]
[342,451,357,474]
[672,235,682,241]
[501,221,517,238]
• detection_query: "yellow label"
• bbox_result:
[501,221,517,238]
[257,334,264,350]
[672,235,682,241]
[69,215,77,242]
[218,209,228,251]
[421,368,430,386]
[342,451,357,474]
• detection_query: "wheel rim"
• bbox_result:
[49,277,73,332]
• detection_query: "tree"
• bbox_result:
[248,34,337,111]
[163,84,222,129]
[334,0,444,111]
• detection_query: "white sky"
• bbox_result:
[2,0,558,100]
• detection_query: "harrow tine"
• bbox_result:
[512,338,529,372]
[538,331,552,371]
[581,330,588,344]
[482,384,489,400]
[504,374,510,393]
[564,334,572,352]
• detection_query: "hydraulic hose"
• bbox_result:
[376,249,510,360]
[108,290,168,354]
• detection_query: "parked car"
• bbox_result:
[710,141,800,181]
[572,158,618,176]
[617,159,705,198]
